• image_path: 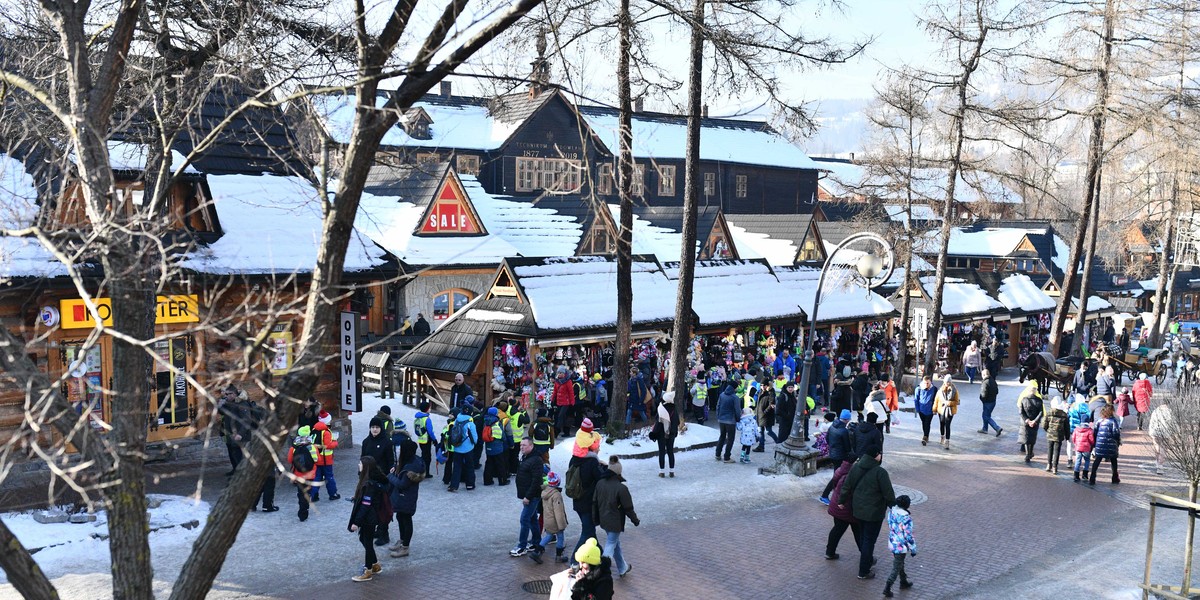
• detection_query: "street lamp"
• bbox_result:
[781,232,895,452]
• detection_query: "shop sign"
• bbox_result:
[268,323,294,376]
[39,306,60,328]
[1112,275,1130,286]
[59,295,200,329]
[339,311,361,412]
[416,178,484,235]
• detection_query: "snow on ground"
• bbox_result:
[0,495,208,587]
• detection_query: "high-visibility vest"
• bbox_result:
[510,410,528,443]
[694,386,708,402]
[414,416,432,444]
[312,427,334,458]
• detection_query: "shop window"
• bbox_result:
[152,336,192,428]
[657,165,676,196]
[735,175,747,198]
[62,341,108,429]
[456,154,480,175]
[433,289,473,320]
[798,239,821,262]
[515,157,583,193]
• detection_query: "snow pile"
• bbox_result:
[725,222,800,266]
[0,495,208,585]
[312,93,517,151]
[605,204,695,261]
[997,273,1056,313]
[107,141,198,174]
[183,174,387,274]
[1073,295,1113,313]
[918,227,1044,257]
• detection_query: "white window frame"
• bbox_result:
[735,174,747,198]
[456,154,480,175]
[657,165,676,196]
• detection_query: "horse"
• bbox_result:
[1019,352,1055,396]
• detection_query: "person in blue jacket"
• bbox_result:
[482,407,510,486]
[447,411,478,492]
[773,348,797,381]
[715,377,741,463]
[1089,404,1121,485]
[913,375,937,447]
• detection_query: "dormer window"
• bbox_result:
[402,108,433,140]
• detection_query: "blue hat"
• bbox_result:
[839,409,852,421]
[487,406,499,417]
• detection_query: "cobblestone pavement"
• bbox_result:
[1,373,1185,600]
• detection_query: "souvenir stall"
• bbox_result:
[857,320,893,379]
[1015,313,1051,366]
[994,273,1057,369]
[489,338,534,403]
[892,277,1006,378]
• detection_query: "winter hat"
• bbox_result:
[487,406,499,417]
[419,400,430,411]
[593,373,603,382]
[1140,373,1148,380]
[843,366,851,377]
[839,409,852,421]
[607,457,623,477]
[296,425,312,439]
[662,391,675,404]
[394,419,407,432]
[895,495,911,510]
[380,405,392,415]
[463,395,476,407]
[943,374,953,384]
[575,537,602,566]
[581,418,595,433]
[547,471,561,488]
[368,417,384,430]
[742,407,754,416]
[318,410,331,425]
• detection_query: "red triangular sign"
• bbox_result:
[419,180,482,234]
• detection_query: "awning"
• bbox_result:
[534,329,665,348]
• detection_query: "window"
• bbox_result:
[416,152,439,165]
[735,175,747,198]
[657,165,676,196]
[598,164,613,195]
[433,289,474,321]
[631,164,645,197]
[514,157,583,193]
[704,172,716,196]
[581,225,615,255]
[798,239,821,261]
[456,154,480,175]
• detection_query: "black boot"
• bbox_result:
[900,580,913,589]
[528,545,545,564]
[884,585,894,598]
[555,547,569,563]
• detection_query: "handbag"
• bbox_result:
[649,421,664,441]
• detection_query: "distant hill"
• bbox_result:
[802,98,871,157]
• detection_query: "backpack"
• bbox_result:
[449,421,468,447]
[291,445,315,473]
[482,422,496,443]
[533,421,551,443]
[564,464,584,500]
[414,417,428,438]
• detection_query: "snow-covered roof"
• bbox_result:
[774,266,898,323]
[662,260,805,326]
[581,109,820,170]
[182,174,386,274]
[883,204,941,223]
[1072,295,1113,313]
[107,141,198,174]
[0,154,69,280]
[603,204,700,261]
[356,175,582,266]
[997,274,1056,313]
[311,93,521,151]
[919,275,1006,318]
[726,222,799,266]
[918,226,1047,257]
[510,257,678,333]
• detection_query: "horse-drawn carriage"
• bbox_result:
[1020,352,1081,396]
[1108,347,1169,385]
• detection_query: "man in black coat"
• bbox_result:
[513,439,544,556]
[855,413,884,459]
[449,373,473,409]
[412,313,431,336]
[568,442,605,566]
[360,417,395,545]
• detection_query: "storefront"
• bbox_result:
[994,273,1057,368]
[890,277,1006,377]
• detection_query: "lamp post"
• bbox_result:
[781,232,895,452]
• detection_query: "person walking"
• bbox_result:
[839,452,896,580]
[309,411,341,502]
[218,385,246,475]
[715,378,740,463]
[529,471,570,565]
[447,410,478,492]
[512,439,543,557]
[567,431,605,566]
[593,457,639,578]
[933,375,959,450]
[288,426,319,522]
[413,401,438,478]
[737,407,760,463]
[1114,387,1134,429]
[774,381,798,442]
[819,409,854,505]
[1133,373,1154,431]
[656,392,679,478]
[1070,419,1095,482]
[832,365,855,415]
[883,495,917,598]
[1067,394,1092,465]
[626,367,650,425]
[386,453,425,558]
[361,417,396,545]
[978,369,1003,436]
[449,373,473,409]
[1095,365,1117,402]
[824,460,861,560]
[553,366,578,437]
[754,388,775,452]
[482,407,511,486]
[348,456,390,582]
[913,376,936,447]
[1089,405,1121,485]
[1149,398,1173,475]
[851,366,872,416]
[1042,397,1070,475]
[567,538,614,600]
[963,341,982,383]
[1019,385,1044,464]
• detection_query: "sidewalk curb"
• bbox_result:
[611,440,719,460]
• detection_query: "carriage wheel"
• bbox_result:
[1125,368,1138,384]
[1156,364,1168,385]
[1055,377,1069,396]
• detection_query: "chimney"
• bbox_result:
[702,104,708,117]
[849,152,855,163]
[634,98,644,113]
[440,81,452,98]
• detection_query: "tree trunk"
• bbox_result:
[1049,0,1116,357]
[667,0,705,421]
[1070,170,1104,356]
[0,518,60,600]
[610,0,634,437]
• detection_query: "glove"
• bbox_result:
[910,551,917,558]
[632,520,640,527]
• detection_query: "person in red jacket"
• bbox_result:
[310,411,341,502]
[1132,373,1154,431]
[552,366,576,438]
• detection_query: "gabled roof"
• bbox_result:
[577,105,819,170]
[0,153,71,280]
[363,162,449,204]
[398,296,536,374]
[774,265,898,324]
[661,259,806,327]
[724,213,817,266]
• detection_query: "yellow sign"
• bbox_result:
[59,295,200,329]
